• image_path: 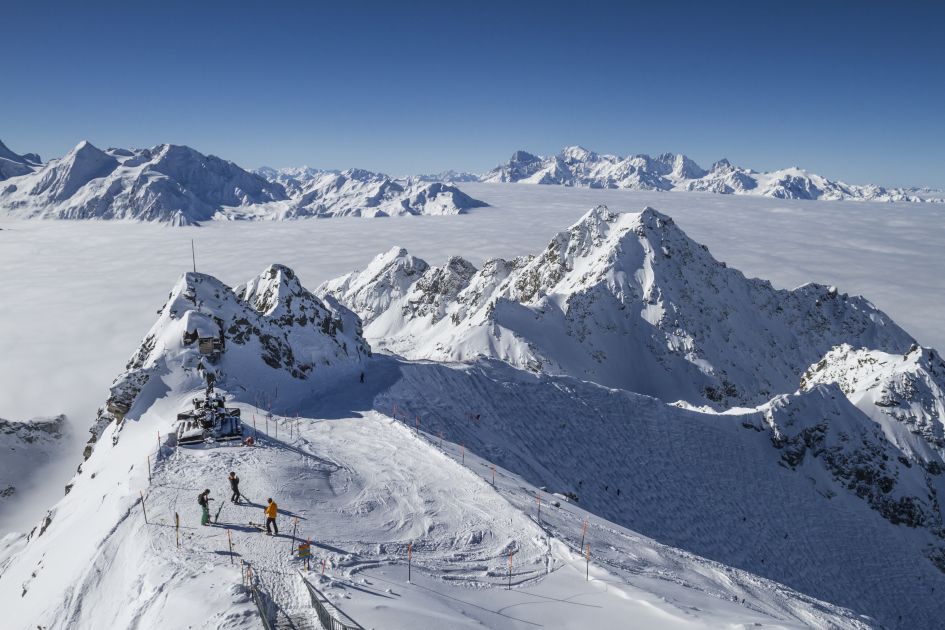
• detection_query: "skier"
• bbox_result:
[360,371,365,383]
[264,497,279,535]
[228,471,241,503]
[198,489,213,526]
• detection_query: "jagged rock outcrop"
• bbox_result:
[99,264,370,449]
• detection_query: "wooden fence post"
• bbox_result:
[139,490,148,524]
[227,529,234,564]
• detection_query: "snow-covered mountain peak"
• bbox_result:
[325,206,914,408]
[560,145,597,163]
[102,265,370,432]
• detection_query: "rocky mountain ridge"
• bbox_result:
[322,205,915,408]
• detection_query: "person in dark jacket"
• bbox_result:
[228,472,241,504]
[198,489,212,525]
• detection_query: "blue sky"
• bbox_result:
[2,0,943,187]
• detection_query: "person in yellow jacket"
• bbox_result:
[264,498,279,535]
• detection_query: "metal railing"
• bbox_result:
[251,584,276,630]
[299,570,363,630]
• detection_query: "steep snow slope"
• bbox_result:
[0,270,867,629]
[379,359,945,628]
[252,166,488,217]
[322,206,914,407]
[802,343,945,463]
[481,146,937,202]
[0,140,41,181]
[0,141,289,225]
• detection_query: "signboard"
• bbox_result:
[298,542,311,559]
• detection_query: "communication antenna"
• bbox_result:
[191,239,197,273]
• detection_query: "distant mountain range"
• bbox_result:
[0,139,939,225]
[477,146,941,202]
[0,140,487,225]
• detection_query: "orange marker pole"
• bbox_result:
[585,544,590,581]
[227,529,234,564]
